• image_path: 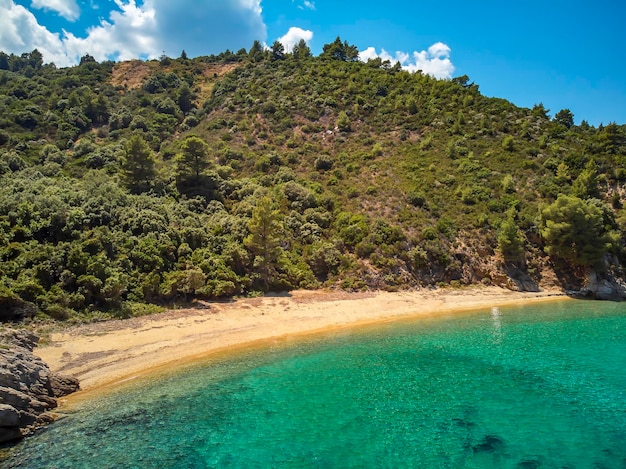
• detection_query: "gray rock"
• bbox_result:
[0,328,80,443]
[580,272,626,301]
[0,427,22,444]
[0,404,20,427]
[0,328,39,351]
[49,373,80,398]
[0,386,32,410]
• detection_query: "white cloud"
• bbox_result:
[0,0,454,80]
[359,46,380,62]
[359,42,455,79]
[278,27,313,52]
[61,0,158,64]
[0,0,68,63]
[0,0,267,66]
[31,0,80,21]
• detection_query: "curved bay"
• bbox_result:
[5,300,626,468]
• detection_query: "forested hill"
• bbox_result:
[1,40,626,322]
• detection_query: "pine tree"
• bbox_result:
[540,195,613,267]
[244,196,282,291]
[248,40,265,62]
[572,159,599,199]
[292,39,311,59]
[321,37,359,62]
[337,111,351,132]
[177,84,194,114]
[554,108,574,128]
[497,215,525,262]
[176,135,210,185]
[121,134,155,193]
[271,41,285,61]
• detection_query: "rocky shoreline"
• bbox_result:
[0,328,79,444]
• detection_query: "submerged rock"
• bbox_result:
[0,328,79,444]
[472,434,506,453]
[516,457,545,468]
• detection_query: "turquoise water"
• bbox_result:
[4,299,626,468]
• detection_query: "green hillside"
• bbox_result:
[1,41,625,322]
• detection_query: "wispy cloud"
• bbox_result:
[359,42,455,79]
[292,0,315,11]
[31,0,80,21]
[277,26,313,52]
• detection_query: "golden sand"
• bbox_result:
[36,286,567,399]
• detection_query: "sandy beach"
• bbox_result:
[37,286,567,397]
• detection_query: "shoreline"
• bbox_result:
[36,286,568,402]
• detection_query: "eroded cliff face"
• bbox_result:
[0,329,79,444]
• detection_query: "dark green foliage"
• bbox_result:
[314,155,334,171]
[271,41,286,61]
[176,135,210,187]
[248,40,266,62]
[109,107,133,130]
[337,111,351,132]
[154,97,178,115]
[282,181,318,210]
[497,215,525,262]
[531,103,550,119]
[142,71,180,93]
[307,242,342,279]
[244,196,282,290]
[0,45,624,322]
[121,135,155,193]
[540,195,616,267]
[335,212,369,248]
[321,37,359,62]
[177,84,194,114]
[408,190,427,208]
[554,109,574,128]
[292,39,312,60]
[571,159,599,199]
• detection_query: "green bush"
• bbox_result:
[315,155,334,170]
[408,189,427,207]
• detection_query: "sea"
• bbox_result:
[3,298,626,468]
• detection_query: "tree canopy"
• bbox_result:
[177,135,210,185]
[244,196,283,290]
[292,39,312,59]
[0,44,625,322]
[554,109,575,128]
[321,37,359,62]
[540,195,615,267]
[121,134,155,193]
[497,215,525,262]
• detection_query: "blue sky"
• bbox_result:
[1,0,624,125]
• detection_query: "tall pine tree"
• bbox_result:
[244,196,282,291]
[121,134,155,193]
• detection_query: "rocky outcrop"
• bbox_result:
[0,328,79,444]
[578,272,626,301]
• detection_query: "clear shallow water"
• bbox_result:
[5,299,626,468]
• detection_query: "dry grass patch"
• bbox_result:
[111,60,155,89]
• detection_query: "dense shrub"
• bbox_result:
[0,46,624,321]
